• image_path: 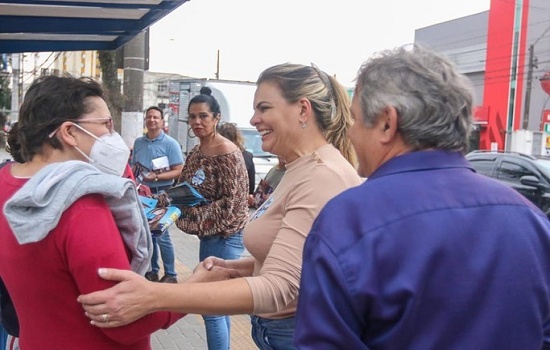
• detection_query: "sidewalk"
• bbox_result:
[151,227,256,350]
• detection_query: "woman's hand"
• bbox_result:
[77,268,157,328]
[202,256,229,270]
[186,257,240,283]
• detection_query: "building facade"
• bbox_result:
[415,0,550,152]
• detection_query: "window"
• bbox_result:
[469,159,494,176]
[241,129,273,157]
[158,81,168,93]
[496,161,533,182]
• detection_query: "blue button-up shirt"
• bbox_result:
[296,150,550,349]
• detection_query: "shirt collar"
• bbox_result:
[146,131,165,142]
[369,150,474,181]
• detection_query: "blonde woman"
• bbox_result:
[79,63,362,349]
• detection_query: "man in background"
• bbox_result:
[132,106,184,283]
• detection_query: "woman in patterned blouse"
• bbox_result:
[171,86,249,350]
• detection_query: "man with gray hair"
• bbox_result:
[295,46,550,349]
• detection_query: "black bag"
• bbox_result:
[0,278,18,337]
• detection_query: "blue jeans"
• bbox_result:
[0,323,6,350]
[148,185,176,277]
[199,231,244,350]
[150,231,176,276]
[250,315,296,350]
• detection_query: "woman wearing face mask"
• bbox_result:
[0,75,184,349]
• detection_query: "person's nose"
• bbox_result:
[250,113,259,127]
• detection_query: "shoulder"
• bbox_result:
[71,193,109,208]
[132,135,146,146]
[163,133,180,145]
[210,150,246,174]
[308,146,361,187]
[216,139,239,155]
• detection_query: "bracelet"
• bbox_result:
[154,174,158,182]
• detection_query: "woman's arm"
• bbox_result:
[78,268,255,328]
[70,196,184,341]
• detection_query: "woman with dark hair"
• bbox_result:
[0,75,183,349]
[163,86,249,350]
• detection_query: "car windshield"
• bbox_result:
[241,129,274,157]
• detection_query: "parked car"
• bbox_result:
[466,150,550,218]
[241,128,278,188]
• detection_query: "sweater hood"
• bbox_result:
[3,160,153,275]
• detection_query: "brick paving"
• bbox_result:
[151,227,257,350]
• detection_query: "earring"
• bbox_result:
[187,128,196,138]
[302,122,307,129]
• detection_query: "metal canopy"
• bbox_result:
[0,0,188,53]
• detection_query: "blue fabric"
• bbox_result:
[148,185,177,277]
[251,316,296,350]
[149,231,176,276]
[199,231,244,350]
[131,131,183,189]
[0,324,6,350]
[295,150,550,349]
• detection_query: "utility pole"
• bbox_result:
[215,49,220,79]
[522,25,550,130]
[522,44,535,129]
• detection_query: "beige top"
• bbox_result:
[243,144,363,319]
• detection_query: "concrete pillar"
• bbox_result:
[121,31,146,149]
[10,53,20,122]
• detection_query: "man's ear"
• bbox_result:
[379,106,399,143]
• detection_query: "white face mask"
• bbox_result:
[71,123,130,177]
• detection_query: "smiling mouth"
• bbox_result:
[259,130,272,136]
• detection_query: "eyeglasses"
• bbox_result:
[48,117,113,138]
[74,117,113,130]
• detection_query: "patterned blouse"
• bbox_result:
[168,145,248,238]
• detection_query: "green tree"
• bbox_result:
[98,50,124,133]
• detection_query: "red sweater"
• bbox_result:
[0,165,184,349]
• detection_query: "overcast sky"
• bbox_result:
[148,0,491,87]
